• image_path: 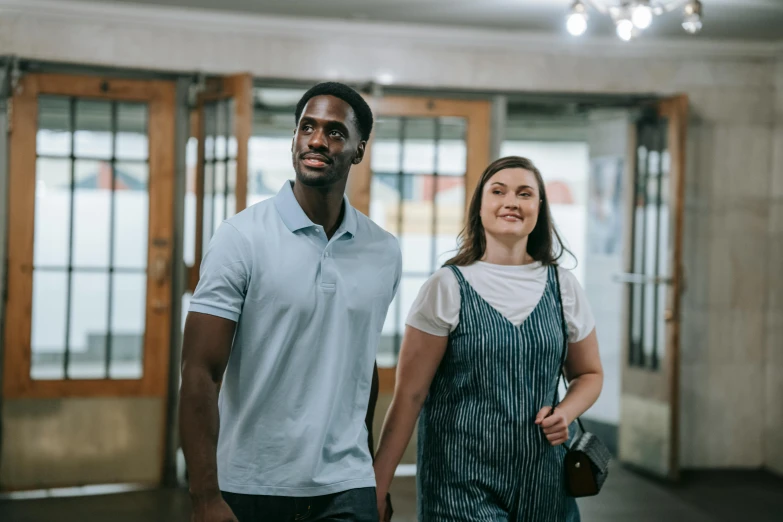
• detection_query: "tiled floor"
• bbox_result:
[1,466,781,521]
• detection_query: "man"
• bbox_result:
[180,82,401,522]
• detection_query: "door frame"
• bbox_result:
[661,94,688,479]
[349,95,492,393]
[0,63,10,404]
[2,73,176,399]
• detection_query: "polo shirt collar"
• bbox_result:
[274,180,357,238]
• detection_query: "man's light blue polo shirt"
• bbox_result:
[189,180,401,497]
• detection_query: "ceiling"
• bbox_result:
[84,0,783,41]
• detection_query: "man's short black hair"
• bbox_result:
[295,82,373,142]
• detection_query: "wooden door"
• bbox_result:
[1,73,176,489]
[187,74,252,292]
[617,95,688,480]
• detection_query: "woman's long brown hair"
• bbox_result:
[443,156,571,267]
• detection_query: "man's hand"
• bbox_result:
[535,406,570,446]
[376,490,393,522]
[191,493,239,522]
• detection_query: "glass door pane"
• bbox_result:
[201,99,238,247]
[31,96,150,380]
[628,118,669,371]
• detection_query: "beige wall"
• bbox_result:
[678,83,775,469]
[1,1,782,472]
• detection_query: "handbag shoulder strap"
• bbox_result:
[552,265,569,382]
[552,265,586,434]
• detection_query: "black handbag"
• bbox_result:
[552,267,611,497]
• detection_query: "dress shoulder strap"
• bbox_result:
[546,264,556,287]
[444,264,467,285]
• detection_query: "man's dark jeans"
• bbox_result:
[222,487,378,522]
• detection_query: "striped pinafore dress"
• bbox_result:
[417,264,579,522]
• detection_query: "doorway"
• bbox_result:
[502,94,688,479]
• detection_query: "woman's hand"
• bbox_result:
[535,407,570,446]
[535,329,604,447]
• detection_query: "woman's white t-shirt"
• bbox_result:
[405,261,595,342]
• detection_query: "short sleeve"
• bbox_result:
[405,268,460,337]
[189,222,252,322]
[557,267,596,343]
[392,240,403,297]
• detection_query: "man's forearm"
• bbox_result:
[179,368,222,499]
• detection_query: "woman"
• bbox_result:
[373,156,603,521]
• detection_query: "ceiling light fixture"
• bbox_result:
[566,0,704,41]
[567,1,589,36]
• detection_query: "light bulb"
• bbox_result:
[682,0,703,34]
[567,12,588,36]
[682,16,702,34]
[566,1,588,37]
[616,19,634,41]
[632,3,653,30]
